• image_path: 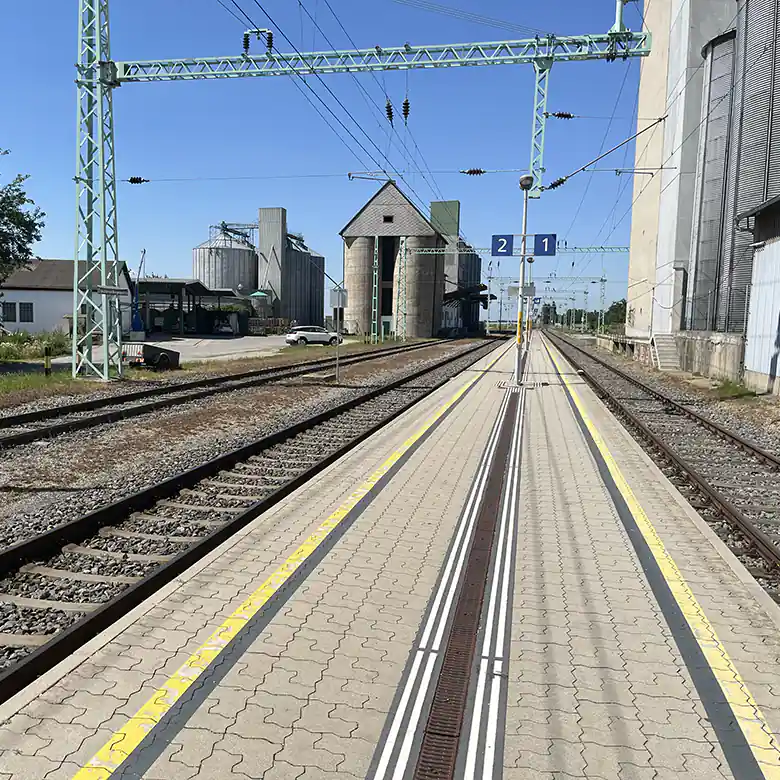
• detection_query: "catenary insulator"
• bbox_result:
[128,177,150,184]
[402,97,410,123]
[386,100,394,125]
[266,31,274,50]
[243,33,250,53]
[463,168,485,176]
[547,177,566,190]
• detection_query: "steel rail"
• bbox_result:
[549,332,780,471]
[0,340,449,449]
[0,339,503,703]
[545,332,780,569]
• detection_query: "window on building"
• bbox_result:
[19,303,34,323]
[383,215,394,223]
[2,302,16,323]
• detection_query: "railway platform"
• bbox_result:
[2,335,780,779]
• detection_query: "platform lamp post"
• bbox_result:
[515,174,535,384]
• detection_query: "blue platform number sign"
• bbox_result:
[491,234,514,257]
[533,233,557,257]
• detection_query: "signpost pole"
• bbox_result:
[335,285,341,384]
[515,187,529,385]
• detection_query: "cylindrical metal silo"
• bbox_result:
[193,232,258,291]
[719,0,780,332]
[688,30,736,330]
[343,236,375,336]
[403,236,443,338]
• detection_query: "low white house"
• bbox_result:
[0,259,132,334]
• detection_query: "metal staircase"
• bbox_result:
[651,334,681,371]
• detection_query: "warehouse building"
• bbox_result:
[340,182,482,339]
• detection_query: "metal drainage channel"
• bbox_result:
[414,392,518,779]
[0,339,448,449]
[0,339,502,704]
[544,332,780,572]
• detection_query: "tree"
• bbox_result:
[604,298,627,328]
[0,150,46,287]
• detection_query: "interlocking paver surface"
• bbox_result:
[0,345,512,779]
[6,335,780,780]
[505,342,737,779]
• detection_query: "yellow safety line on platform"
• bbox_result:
[543,337,780,777]
[72,346,508,780]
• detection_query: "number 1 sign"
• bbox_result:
[533,233,557,257]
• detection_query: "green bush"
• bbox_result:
[0,330,70,361]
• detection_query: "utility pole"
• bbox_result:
[74,0,649,377]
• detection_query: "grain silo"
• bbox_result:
[193,230,258,291]
[687,30,737,330]
[717,0,780,332]
[340,181,446,339]
[258,207,326,326]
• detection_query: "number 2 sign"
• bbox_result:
[491,235,514,257]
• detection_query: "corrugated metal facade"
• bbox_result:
[281,239,325,326]
[192,234,258,292]
[719,0,780,332]
[744,238,780,376]
[688,32,735,330]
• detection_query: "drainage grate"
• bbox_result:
[412,392,519,779]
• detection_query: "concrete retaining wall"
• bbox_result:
[595,335,652,364]
[676,331,743,380]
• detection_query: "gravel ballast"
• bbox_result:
[0,342,480,550]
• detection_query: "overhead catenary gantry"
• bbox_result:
[74,0,649,377]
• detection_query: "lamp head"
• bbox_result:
[519,175,534,191]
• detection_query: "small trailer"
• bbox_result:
[122,343,180,370]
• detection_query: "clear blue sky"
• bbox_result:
[2,0,646,310]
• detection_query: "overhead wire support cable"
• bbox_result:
[544,115,666,191]
[239,0,444,216]
[294,0,413,169]
[218,0,372,168]
[244,2,391,177]
[390,0,549,38]
[317,0,459,220]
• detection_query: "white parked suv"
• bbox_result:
[285,326,343,346]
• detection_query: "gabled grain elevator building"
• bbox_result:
[340,182,481,339]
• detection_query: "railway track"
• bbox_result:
[545,330,780,592]
[0,338,504,701]
[0,340,446,449]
